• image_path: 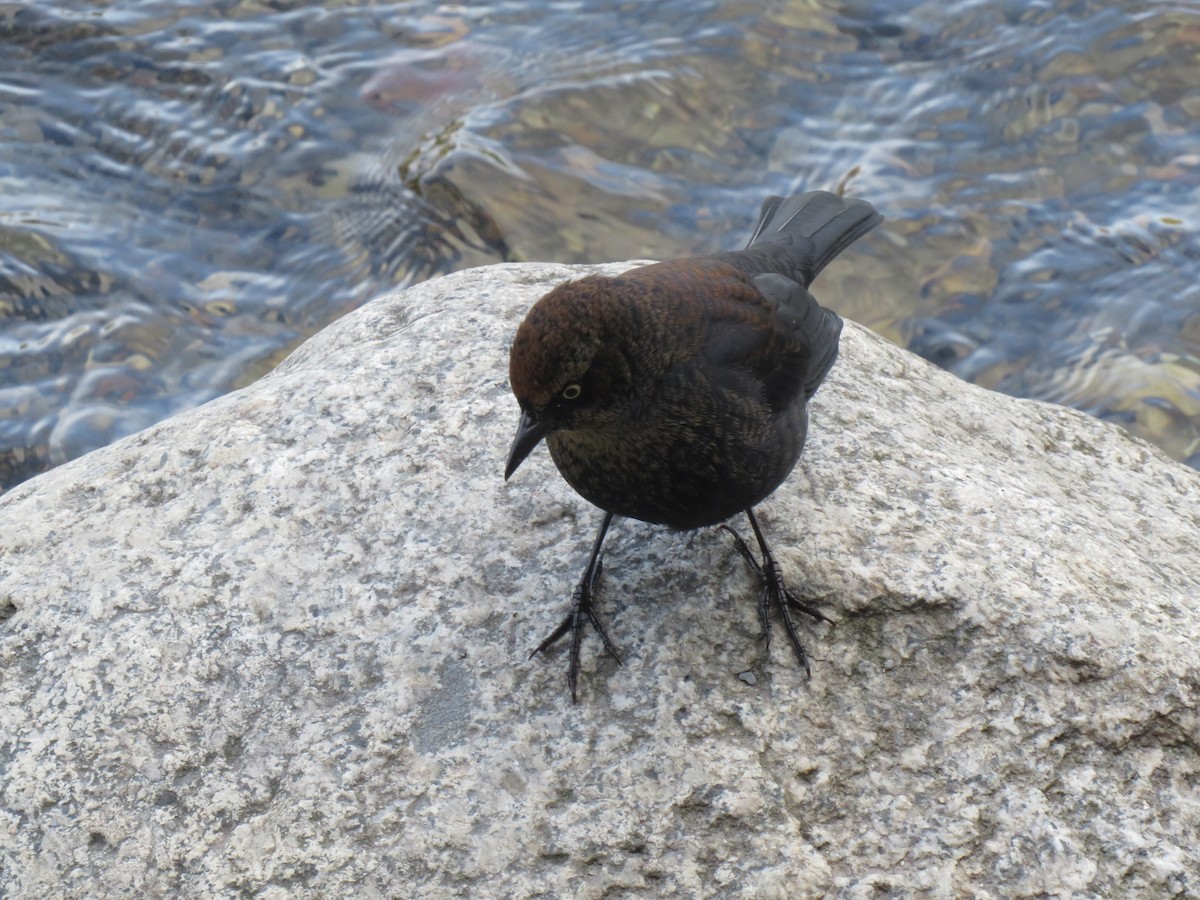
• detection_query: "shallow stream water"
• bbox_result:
[3,0,1199,489]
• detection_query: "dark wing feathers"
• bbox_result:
[698,271,842,414]
[751,273,843,405]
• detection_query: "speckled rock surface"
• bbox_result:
[1,262,1198,898]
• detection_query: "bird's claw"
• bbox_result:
[530,553,621,703]
[723,517,831,678]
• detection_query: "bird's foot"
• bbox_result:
[721,518,832,677]
[529,555,622,703]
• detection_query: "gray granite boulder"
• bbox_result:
[1,262,1197,898]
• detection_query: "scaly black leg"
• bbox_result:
[529,511,621,702]
[721,509,832,676]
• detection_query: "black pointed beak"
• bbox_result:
[505,409,550,480]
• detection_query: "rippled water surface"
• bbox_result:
[3,0,1200,489]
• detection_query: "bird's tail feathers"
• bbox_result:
[744,191,883,286]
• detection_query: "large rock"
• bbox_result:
[1,262,1197,898]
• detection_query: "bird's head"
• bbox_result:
[504,277,636,480]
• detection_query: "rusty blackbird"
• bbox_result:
[505,191,882,701]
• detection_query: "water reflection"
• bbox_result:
[1,0,1199,490]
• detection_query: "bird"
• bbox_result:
[505,190,882,701]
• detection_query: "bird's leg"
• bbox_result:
[723,510,833,676]
[719,523,772,638]
[529,511,621,702]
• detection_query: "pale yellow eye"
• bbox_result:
[562,383,582,400]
